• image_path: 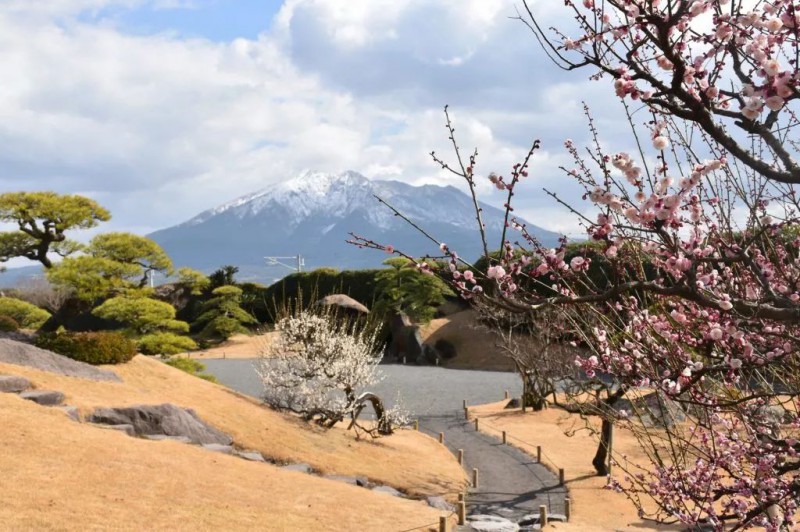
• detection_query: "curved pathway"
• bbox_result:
[202,360,567,524]
[420,410,566,522]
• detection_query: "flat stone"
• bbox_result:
[19,390,64,406]
[466,515,520,532]
[0,375,30,393]
[504,398,521,409]
[202,443,235,454]
[144,434,192,443]
[57,405,81,422]
[371,485,403,497]
[87,404,233,445]
[518,513,567,526]
[426,495,456,512]
[90,423,135,437]
[235,450,266,462]
[281,463,313,474]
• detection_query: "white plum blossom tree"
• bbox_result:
[257,308,405,436]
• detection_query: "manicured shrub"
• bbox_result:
[0,315,20,332]
[0,297,51,329]
[194,285,257,340]
[138,332,198,356]
[35,331,137,365]
[164,357,218,383]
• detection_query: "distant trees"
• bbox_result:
[0,192,110,268]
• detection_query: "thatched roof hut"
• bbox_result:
[315,294,370,315]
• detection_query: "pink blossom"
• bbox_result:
[653,136,669,150]
[487,265,506,279]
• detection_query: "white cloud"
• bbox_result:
[0,0,624,240]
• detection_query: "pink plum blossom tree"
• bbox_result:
[350,1,800,528]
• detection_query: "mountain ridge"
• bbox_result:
[147,170,561,283]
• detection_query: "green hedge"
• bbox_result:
[35,331,137,365]
[241,269,382,324]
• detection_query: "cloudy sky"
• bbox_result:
[0,0,629,240]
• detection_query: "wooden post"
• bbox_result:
[539,505,548,527]
[607,424,614,475]
[474,418,479,431]
[502,431,507,444]
[457,502,466,525]
[472,468,479,488]
[565,498,571,521]
[504,390,509,399]
[438,432,444,444]
[458,493,465,502]
[402,356,406,365]
[457,449,464,465]
[537,446,542,463]
[462,399,467,409]
[439,515,448,532]
[413,420,419,431]
[464,408,469,420]
[559,468,565,486]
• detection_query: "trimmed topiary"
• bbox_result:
[0,315,20,332]
[0,297,51,329]
[138,332,198,356]
[35,331,137,365]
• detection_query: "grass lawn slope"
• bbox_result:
[0,355,466,531]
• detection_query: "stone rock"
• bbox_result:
[19,390,65,406]
[144,434,192,443]
[466,515,520,532]
[518,513,567,526]
[202,443,235,454]
[614,391,686,428]
[323,475,369,487]
[90,423,136,437]
[235,450,266,462]
[425,495,455,512]
[87,404,233,445]
[57,405,81,422]
[371,485,403,497]
[0,375,30,393]
[0,339,120,382]
[504,398,521,409]
[434,339,458,360]
[282,463,313,474]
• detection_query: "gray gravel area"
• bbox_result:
[202,359,567,523]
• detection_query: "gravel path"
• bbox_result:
[202,360,567,524]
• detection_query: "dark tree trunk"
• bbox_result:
[349,392,393,435]
[592,418,613,476]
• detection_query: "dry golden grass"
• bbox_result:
[419,310,514,371]
[183,332,279,359]
[468,401,683,531]
[0,356,466,499]
[0,392,455,531]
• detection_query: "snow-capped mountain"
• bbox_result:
[148,170,561,283]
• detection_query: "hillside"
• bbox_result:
[0,354,466,530]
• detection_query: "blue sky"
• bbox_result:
[0,0,626,242]
[79,1,284,41]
